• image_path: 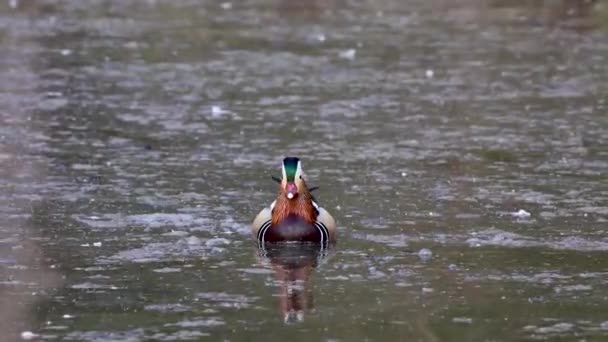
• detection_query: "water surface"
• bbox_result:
[1,0,608,340]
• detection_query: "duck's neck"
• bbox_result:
[272,191,316,225]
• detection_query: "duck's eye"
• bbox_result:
[299,175,302,179]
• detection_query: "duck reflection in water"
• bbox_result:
[256,243,331,323]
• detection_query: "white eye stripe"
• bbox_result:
[295,161,303,180]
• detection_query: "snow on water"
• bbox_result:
[153,267,182,273]
[467,228,608,251]
[73,213,250,239]
[73,213,213,230]
[144,304,192,313]
[554,284,593,293]
[354,227,608,253]
[102,235,231,263]
[164,318,225,328]
[524,322,575,337]
[70,282,119,290]
[4,1,608,341]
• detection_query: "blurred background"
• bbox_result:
[1,0,608,340]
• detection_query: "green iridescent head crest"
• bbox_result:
[282,157,300,182]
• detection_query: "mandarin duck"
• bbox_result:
[252,157,336,245]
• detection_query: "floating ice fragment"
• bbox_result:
[601,321,608,331]
[60,49,72,56]
[186,236,201,245]
[211,106,223,115]
[46,91,62,97]
[238,268,274,275]
[153,267,181,273]
[221,2,232,9]
[62,314,74,319]
[211,105,232,118]
[536,322,573,334]
[368,267,387,279]
[316,33,326,42]
[124,41,138,49]
[206,238,230,247]
[20,331,38,340]
[338,49,356,60]
[401,172,407,177]
[512,209,531,218]
[92,242,102,247]
[144,303,192,313]
[418,248,433,261]
[425,69,434,78]
[80,243,90,247]
[165,318,225,328]
[554,284,592,292]
[9,0,18,9]
[422,287,434,293]
[452,317,473,324]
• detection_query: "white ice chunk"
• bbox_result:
[512,209,531,218]
[338,49,356,60]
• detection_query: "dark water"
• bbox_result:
[1,0,608,340]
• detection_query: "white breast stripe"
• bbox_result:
[269,200,276,210]
[315,221,329,245]
[260,220,272,244]
[320,222,329,240]
[312,201,319,210]
[316,223,324,244]
[257,220,272,242]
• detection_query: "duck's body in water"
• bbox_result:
[252,157,336,245]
